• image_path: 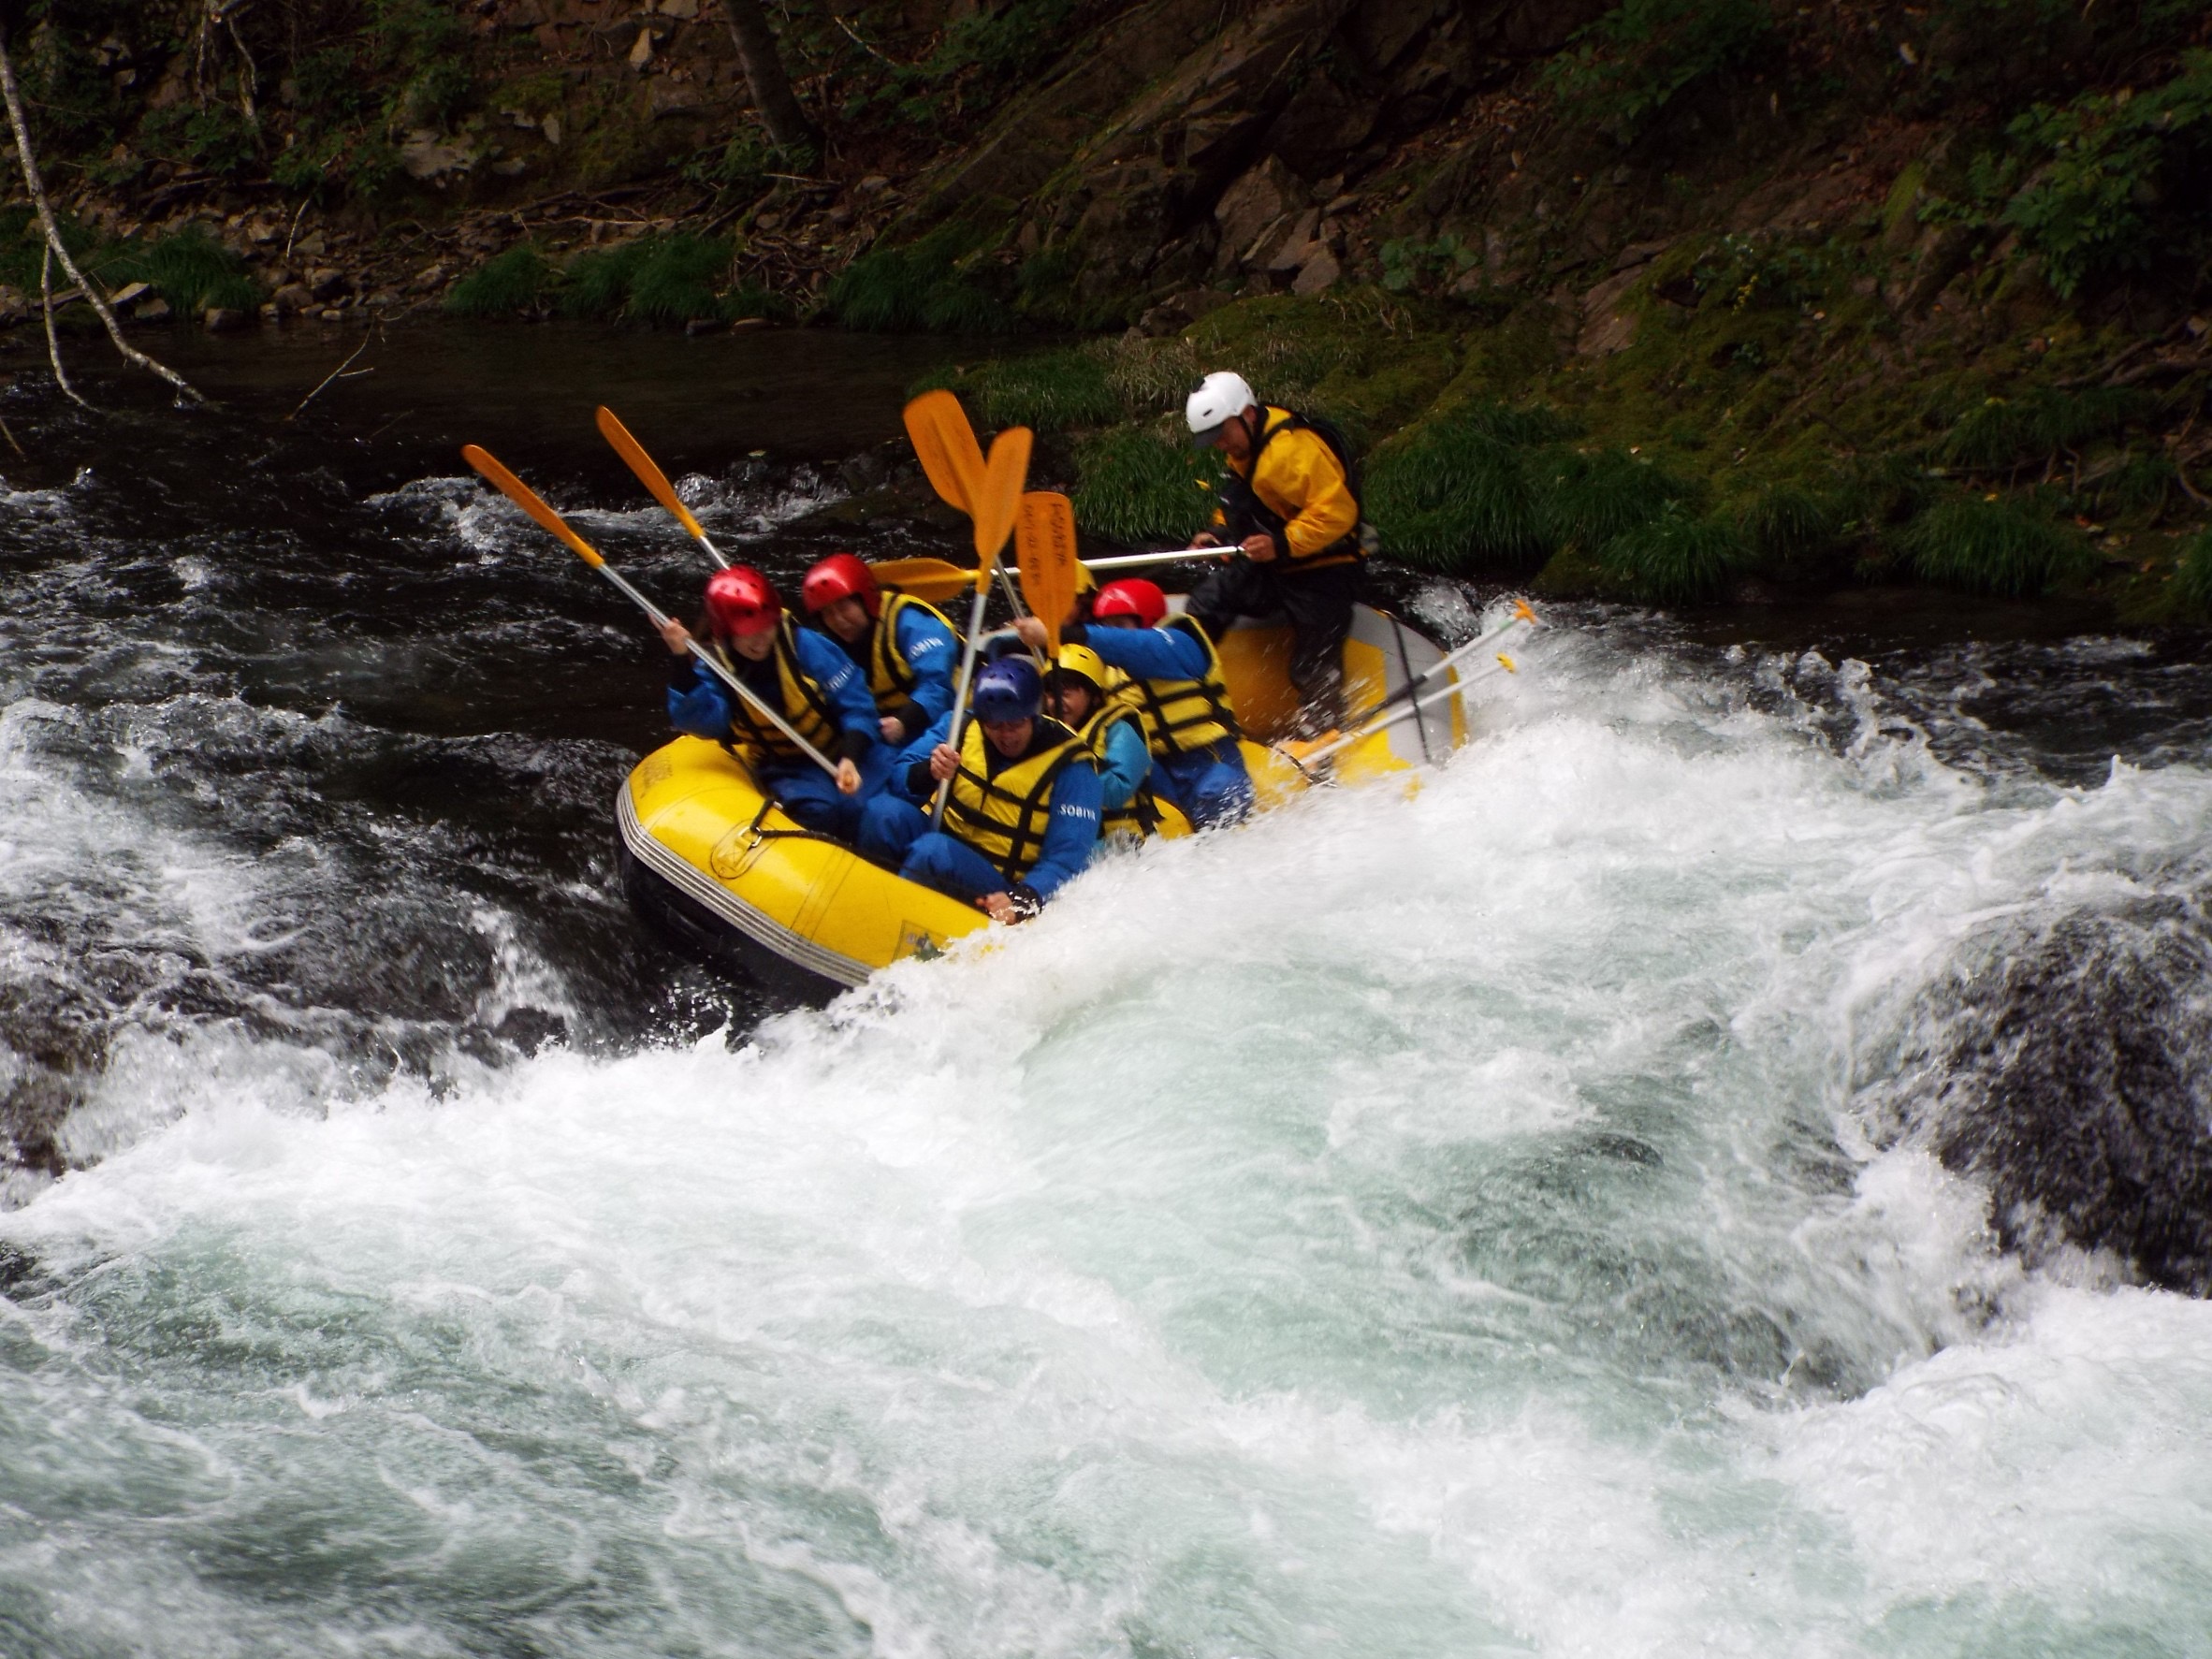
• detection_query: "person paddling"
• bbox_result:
[660,565,885,838]
[1046,642,1161,845]
[800,552,959,747]
[1182,370,1370,733]
[857,655,1100,922]
[1013,577,1253,828]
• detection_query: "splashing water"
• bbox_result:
[7,559,2212,1655]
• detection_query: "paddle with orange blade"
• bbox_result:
[866,557,974,606]
[903,393,1032,826]
[1014,491,1080,653]
[594,405,730,569]
[461,443,837,777]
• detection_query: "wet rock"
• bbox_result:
[399,130,476,182]
[1880,895,2212,1294]
[308,268,349,300]
[1214,156,1302,268]
[1577,267,1643,357]
[270,282,314,313]
[109,281,152,310]
[134,296,172,324]
[1888,222,1974,315]
[0,284,24,326]
[1290,246,1341,295]
[202,306,250,333]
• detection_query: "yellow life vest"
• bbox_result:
[1076,672,1161,837]
[866,591,955,702]
[709,617,841,767]
[943,716,1085,882]
[1126,614,1241,755]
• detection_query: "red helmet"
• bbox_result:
[1092,578,1167,627]
[703,565,781,636]
[800,552,879,618]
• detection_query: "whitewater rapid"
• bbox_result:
[6,590,2211,1655]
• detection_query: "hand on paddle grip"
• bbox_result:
[658,618,693,656]
[1011,615,1051,652]
[834,758,863,796]
[928,742,960,783]
[1241,533,1276,562]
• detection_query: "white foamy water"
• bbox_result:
[5,619,2212,1656]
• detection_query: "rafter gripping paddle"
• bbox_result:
[461,444,836,778]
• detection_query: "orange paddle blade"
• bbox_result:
[1015,491,1079,651]
[902,389,985,516]
[971,426,1031,571]
[867,557,974,605]
[595,406,708,542]
[461,444,604,567]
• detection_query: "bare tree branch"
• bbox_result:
[0,21,207,406]
[40,245,90,410]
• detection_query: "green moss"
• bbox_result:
[444,245,554,318]
[1903,496,2096,595]
[1940,386,2151,471]
[1072,426,1220,546]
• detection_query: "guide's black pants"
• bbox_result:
[1187,557,1361,734]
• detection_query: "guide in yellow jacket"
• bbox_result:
[1183,371,1371,732]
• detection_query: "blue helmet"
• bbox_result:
[971,656,1041,723]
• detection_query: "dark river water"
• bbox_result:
[2,320,2211,1657]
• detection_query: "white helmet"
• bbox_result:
[1185,371,1257,447]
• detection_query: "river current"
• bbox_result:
[2,325,2210,1656]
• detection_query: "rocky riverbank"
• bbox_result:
[3,2,2209,616]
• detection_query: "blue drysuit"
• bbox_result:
[666,626,888,837]
[1066,619,1255,828]
[857,708,1101,913]
[877,602,960,740]
[1094,716,1153,818]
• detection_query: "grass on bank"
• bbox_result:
[443,233,791,325]
[2,213,262,317]
[1902,496,2097,596]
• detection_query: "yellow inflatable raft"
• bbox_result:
[618,602,1466,994]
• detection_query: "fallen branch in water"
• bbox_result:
[0,20,206,407]
[284,328,377,421]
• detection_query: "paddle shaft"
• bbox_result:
[595,406,731,569]
[589,562,841,779]
[1299,650,1519,769]
[1081,546,1235,573]
[1340,604,1535,732]
[931,579,994,826]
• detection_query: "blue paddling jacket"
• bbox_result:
[889,708,1102,903]
[667,621,880,770]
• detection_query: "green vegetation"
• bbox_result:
[444,234,785,326]
[444,246,556,319]
[1363,403,1565,573]
[1602,506,1745,604]
[825,229,1006,332]
[915,347,1121,431]
[1941,386,2150,474]
[1903,497,2095,596]
[1544,0,1777,140]
[2174,530,2212,618]
[106,226,262,314]
[1071,428,1220,546]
